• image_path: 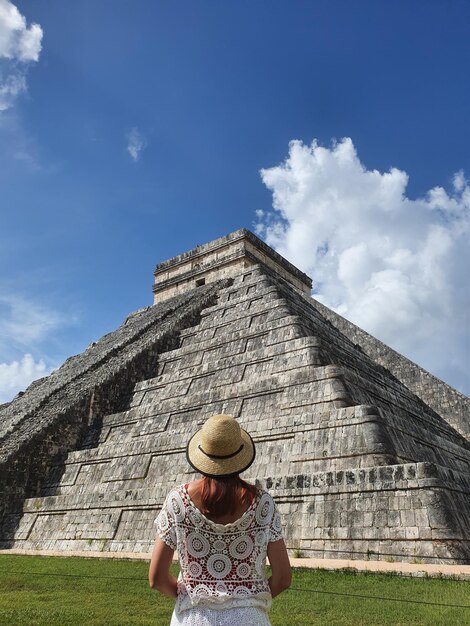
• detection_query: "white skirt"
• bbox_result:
[169,606,271,626]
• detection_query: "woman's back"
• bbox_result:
[156,483,282,615]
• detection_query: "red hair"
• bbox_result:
[199,475,258,519]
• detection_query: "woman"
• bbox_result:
[149,414,292,626]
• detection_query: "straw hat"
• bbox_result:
[186,414,255,477]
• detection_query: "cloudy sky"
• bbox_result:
[1,1,469,402]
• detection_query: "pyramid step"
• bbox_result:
[62,401,361,462]
[62,411,470,484]
[178,302,293,348]
[152,313,308,366]
[133,335,322,392]
[181,297,284,338]
[81,383,470,476]
[99,363,351,426]
[74,362,350,451]
[265,276,466,438]
[341,365,469,439]
[26,461,470,518]
[199,285,281,316]
[70,337,470,477]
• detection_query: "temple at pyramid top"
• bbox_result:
[153,228,312,303]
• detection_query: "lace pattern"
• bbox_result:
[155,485,283,614]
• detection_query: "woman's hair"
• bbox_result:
[200,474,258,518]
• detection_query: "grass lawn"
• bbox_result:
[0,555,469,625]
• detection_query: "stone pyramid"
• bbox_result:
[1,229,469,564]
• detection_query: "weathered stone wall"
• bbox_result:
[270,462,470,563]
[259,267,470,465]
[0,281,231,535]
[308,297,470,441]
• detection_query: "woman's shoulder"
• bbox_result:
[252,489,278,521]
[255,487,274,501]
[161,485,188,514]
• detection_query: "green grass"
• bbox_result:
[0,555,469,625]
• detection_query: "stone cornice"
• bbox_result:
[154,228,312,290]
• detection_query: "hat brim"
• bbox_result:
[186,427,256,477]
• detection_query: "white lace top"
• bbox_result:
[155,484,283,614]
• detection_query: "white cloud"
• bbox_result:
[0,293,70,403]
[0,353,50,403]
[256,138,470,395]
[0,71,25,108]
[0,294,63,347]
[0,0,42,61]
[126,127,146,162]
[0,0,43,110]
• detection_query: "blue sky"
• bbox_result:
[1,0,470,402]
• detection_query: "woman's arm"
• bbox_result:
[267,538,292,598]
[148,536,178,597]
